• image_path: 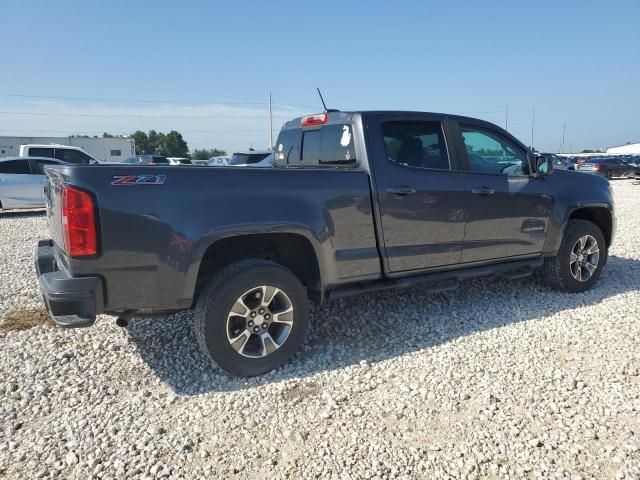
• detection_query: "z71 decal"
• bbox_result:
[111,175,166,186]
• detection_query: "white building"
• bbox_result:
[0,136,135,162]
[606,142,640,155]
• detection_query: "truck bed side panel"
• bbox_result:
[45,165,380,311]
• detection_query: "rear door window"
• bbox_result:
[0,160,30,174]
[382,121,450,170]
[29,147,54,158]
[54,149,93,164]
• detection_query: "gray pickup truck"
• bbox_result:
[35,110,615,376]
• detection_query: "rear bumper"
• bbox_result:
[577,169,605,176]
[34,240,104,328]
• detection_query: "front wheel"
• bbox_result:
[194,259,309,377]
[538,219,606,293]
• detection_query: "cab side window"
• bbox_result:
[0,160,30,174]
[461,126,529,176]
[29,147,54,158]
[382,121,450,170]
[30,159,58,175]
[54,149,93,165]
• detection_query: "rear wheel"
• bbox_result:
[538,219,606,292]
[194,259,309,377]
[606,170,613,179]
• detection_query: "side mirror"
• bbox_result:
[534,155,553,176]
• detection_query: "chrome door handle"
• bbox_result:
[471,187,495,196]
[386,186,416,195]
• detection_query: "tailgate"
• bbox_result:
[43,167,67,258]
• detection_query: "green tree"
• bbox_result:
[147,130,162,153]
[102,132,114,138]
[191,148,227,160]
[158,130,189,157]
[131,129,192,156]
[131,131,151,154]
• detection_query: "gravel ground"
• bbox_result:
[1,181,639,480]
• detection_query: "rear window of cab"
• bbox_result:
[274,124,356,167]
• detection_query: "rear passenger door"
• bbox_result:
[0,159,41,207]
[371,115,467,273]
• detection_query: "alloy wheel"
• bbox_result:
[226,285,294,358]
[569,235,600,282]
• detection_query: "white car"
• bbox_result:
[0,157,69,210]
[167,157,193,165]
[19,144,100,165]
[228,150,273,167]
[208,156,230,166]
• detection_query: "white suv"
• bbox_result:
[19,144,100,165]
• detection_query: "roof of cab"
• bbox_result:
[232,149,273,155]
[0,156,68,162]
[279,110,501,131]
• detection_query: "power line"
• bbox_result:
[0,110,291,119]
[0,92,317,109]
[0,128,275,134]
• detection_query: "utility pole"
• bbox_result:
[531,107,535,149]
[561,123,566,154]
[268,91,273,150]
[505,102,509,131]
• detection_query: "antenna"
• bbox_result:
[317,88,328,112]
[316,88,340,113]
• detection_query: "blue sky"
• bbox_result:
[1,0,639,153]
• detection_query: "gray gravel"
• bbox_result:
[1,181,639,479]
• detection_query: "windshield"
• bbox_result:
[229,153,270,165]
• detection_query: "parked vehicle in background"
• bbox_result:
[19,144,99,165]
[167,157,192,165]
[208,156,230,166]
[621,157,640,175]
[577,157,636,179]
[122,155,170,165]
[228,149,272,166]
[0,157,69,209]
[540,153,574,170]
[191,159,209,166]
[35,110,615,377]
[231,153,273,168]
[253,153,273,167]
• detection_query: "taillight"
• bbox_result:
[301,113,328,127]
[62,185,97,257]
[594,164,603,169]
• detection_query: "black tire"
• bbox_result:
[194,259,309,377]
[538,219,606,293]
[606,170,613,179]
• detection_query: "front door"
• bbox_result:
[455,123,553,263]
[372,117,466,272]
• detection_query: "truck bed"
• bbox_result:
[43,164,380,313]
